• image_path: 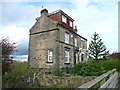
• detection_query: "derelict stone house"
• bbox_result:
[28,9,87,70]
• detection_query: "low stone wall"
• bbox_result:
[36,74,95,88]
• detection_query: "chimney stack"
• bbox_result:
[74,26,78,33]
[40,9,48,17]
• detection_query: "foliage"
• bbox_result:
[2,61,37,88]
[70,59,119,76]
[70,63,106,76]
[3,59,119,88]
[0,37,16,60]
[2,61,12,75]
[88,32,109,60]
[94,59,120,72]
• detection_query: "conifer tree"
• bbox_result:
[88,32,109,60]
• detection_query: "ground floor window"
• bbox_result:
[48,49,53,62]
[64,48,69,63]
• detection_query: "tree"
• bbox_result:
[88,32,109,60]
[0,37,16,75]
[0,37,16,60]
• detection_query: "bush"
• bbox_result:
[2,61,12,75]
[70,59,119,76]
[70,63,106,76]
[95,59,119,72]
[2,60,37,88]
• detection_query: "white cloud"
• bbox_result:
[1,2,39,26]
[1,0,69,2]
[0,25,29,55]
[67,0,118,53]
[0,25,29,43]
[0,1,118,54]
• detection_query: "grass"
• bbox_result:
[2,58,119,88]
[2,60,39,88]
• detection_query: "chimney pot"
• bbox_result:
[40,9,48,16]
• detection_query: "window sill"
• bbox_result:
[46,61,53,63]
[64,63,70,64]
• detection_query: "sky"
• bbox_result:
[0,0,119,60]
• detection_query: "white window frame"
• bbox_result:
[48,49,53,62]
[65,32,69,44]
[74,37,77,47]
[69,20,73,27]
[62,15,67,23]
[64,48,69,63]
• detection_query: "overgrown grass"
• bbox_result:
[2,60,39,88]
[70,59,119,76]
[2,58,119,88]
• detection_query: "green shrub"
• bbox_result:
[70,63,106,76]
[2,61,12,75]
[70,59,119,76]
[2,61,37,88]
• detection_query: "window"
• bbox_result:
[64,48,69,63]
[48,49,53,62]
[74,37,77,47]
[62,15,67,23]
[81,40,84,49]
[65,32,69,44]
[69,20,73,27]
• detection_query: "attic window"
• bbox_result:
[70,20,73,27]
[62,15,67,23]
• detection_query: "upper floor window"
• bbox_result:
[62,15,67,23]
[64,48,69,63]
[69,20,73,27]
[81,40,84,49]
[65,32,69,44]
[48,49,53,62]
[74,37,77,47]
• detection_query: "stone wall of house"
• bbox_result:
[30,9,58,34]
[57,25,88,67]
[29,9,59,69]
[36,75,95,88]
[58,26,75,68]
[29,30,58,69]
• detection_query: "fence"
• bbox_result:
[77,69,118,89]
